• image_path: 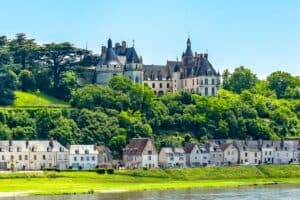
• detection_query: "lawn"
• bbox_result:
[11,91,69,107]
[0,165,300,195]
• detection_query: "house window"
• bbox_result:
[9,147,13,152]
[185,80,187,86]
[91,156,95,161]
[19,155,22,160]
[33,155,37,160]
[245,152,248,157]
[167,83,170,88]
[25,155,28,160]
[86,157,90,161]
[159,83,162,88]
[148,156,151,161]
[152,83,155,88]
[81,157,84,161]
[17,147,21,152]
[148,151,152,155]
[269,151,271,155]
[255,152,257,157]
[192,79,194,85]
[1,155,4,160]
[42,155,46,160]
[75,150,79,154]
[10,155,14,160]
[85,150,89,154]
[212,87,215,96]
[212,79,215,85]
[197,79,199,85]
[74,157,77,161]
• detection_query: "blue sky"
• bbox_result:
[0,0,300,78]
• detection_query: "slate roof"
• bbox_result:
[143,65,171,80]
[114,46,140,63]
[69,145,98,155]
[123,138,151,156]
[0,140,67,152]
[103,38,121,65]
[184,143,196,154]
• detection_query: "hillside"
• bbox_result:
[5,91,69,108]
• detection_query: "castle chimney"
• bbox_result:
[122,41,126,49]
[101,45,106,56]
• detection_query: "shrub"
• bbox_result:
[43,167,60,172]
[97,168,106,174]
[106,169,114,174]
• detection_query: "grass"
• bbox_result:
[0,91,69,109]
[0,165,300,195]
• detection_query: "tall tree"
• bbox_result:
[9,33,39,70]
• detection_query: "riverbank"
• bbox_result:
[0,165,299,196]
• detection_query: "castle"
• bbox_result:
[81,37,220,96]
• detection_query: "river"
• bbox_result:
[1,185,300,200]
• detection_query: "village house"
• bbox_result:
[184,143,202,167]
[235,140,262,165]
[0,140,68,171]
[207,142,224,166]
[294,140,300,163]
[97,145,113,168]
[69,145,98,170]
[123,138,158,169]
[261,140,275,164]
[159,147,186,168]
[273,140,295,164]
[220,143,239,165]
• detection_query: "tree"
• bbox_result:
[9,33,39,70]
[18,69,36,91]
[56,71,78,100]
[225,66,258,93]
[39,42,82,94]
[0,68,17,105]
[267,71,300,98]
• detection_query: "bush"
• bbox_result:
[96,168,106,174]
[106,169,114,174]
[43,167,60,172]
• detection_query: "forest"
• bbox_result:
[0,33,300,158]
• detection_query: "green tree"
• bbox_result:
[0,68,17,105]
[18,69,36,91]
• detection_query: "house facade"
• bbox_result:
[207,142,224,166]
[0,140,68,170]
[261,141,275,164]
[123,138,158,169]
[69,145,99,170]
[273,140,295,164]
[220,143,239,165]
[159,147,186,168]
[235,140,262,165]
[97,145,113,168]
[184,144,202,167]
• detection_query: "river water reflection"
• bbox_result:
[2,185,300,200]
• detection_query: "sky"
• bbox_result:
[0,0,300,78]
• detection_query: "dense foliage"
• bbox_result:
[0,33,300,158]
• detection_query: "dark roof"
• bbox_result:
[114,46,140,64]
[195,57,218,76]
[103,38,120,65]
[184,143,196,153]
[124,138,150,155]
[143,65,171,80]
[220,143,232,151]
[174,61,180,72]
[185,38,193,57]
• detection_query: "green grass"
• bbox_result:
[9,91,69,108]
[0,165,300,196]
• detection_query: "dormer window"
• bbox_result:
[75,150,79,154]
[17,147,21,152]
[9,147,13,152]
[85,149,89,154]
[31,147,36,152]
[60,147,64,152]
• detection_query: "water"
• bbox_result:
[2,185,300,200]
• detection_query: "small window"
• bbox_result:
[19,155,22,161]
[81,157,84,161]
[25,155,28,160]
[43,155,46,160]
[34,155,37,160]
[166,83,170,88]
[74,157,77,161]
[86,157,90,161]
[85,149,89,154]
[92,156,95,161]
[212,79,215,85]
[159,83,163,88]
[1,155,4,160]
[205,79,208,85]
[152,83,155,88]
[205,87,208,95]
[75,150,79,154]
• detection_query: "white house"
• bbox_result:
[207,142,223,166]
[0,140,68,171]
[184,144,202,167]
[123,138,158,169]
[273,140,295,164]
[220,143,239,165]
[159,147,186,168]
[261,140,275,164]
[69,145,98,170]
[235,140,262,165]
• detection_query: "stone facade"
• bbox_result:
[82,37,220,96]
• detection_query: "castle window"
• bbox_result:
[205,87,208,95]
[192,79,194,85]
[135,76,139,83]
[212,87,215,96]
[205,79,208,85]
[212,79,215,85]
[167,83,170,88]
[159,83,163,88]
[152,83,155,88]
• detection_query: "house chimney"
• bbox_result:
[49,137,54,148]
